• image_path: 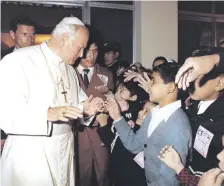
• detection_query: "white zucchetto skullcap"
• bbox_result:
[59,17,84,26]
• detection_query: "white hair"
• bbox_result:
[52,17,85,38]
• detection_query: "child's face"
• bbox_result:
[149,72,170,104]
[217,136,224,171]
[190,76,220,101]
[119,85,133,101]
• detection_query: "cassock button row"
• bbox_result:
[144,144,147,148]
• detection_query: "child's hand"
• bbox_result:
[198,168,224,186]
[117,99,129,112]
[123,70,141,82]
[134,72,152,93]
[105,98,122,121]
[158,145,184,174]
[96,113,109,127]
[127,120,135,128]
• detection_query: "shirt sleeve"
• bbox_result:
[176,168,200,186]
[0,53,51,136]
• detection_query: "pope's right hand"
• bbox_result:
[47,106,83,122]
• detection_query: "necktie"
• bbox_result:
[83,69,90,88]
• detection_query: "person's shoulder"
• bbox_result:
[169,108,191,129]
[96,64,113,76]
[1,45,42,68]
[1,46,15,59]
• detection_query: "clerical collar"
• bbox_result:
[41,42,63,65]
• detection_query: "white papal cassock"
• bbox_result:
[0,42,88,186]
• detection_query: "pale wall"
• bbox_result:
[135,1,178,68]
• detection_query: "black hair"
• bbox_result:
[153,62,181,84]
[73,25,102,67]
[119,80,149,102]
[153,63,188,101]
[10,16,36,32]
[120,80,149,122]
[187,47,224,94]
[152,56,174,67]
[153,56,167,64]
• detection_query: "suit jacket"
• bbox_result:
[75,64,114,186]
[98,124,147,186]
[1,47,15,59]
[114,108,192,186]
[187,93,224,173]
[75,64,114,100]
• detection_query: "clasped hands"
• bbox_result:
[47,95,121,122]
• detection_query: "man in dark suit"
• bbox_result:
[75,37,114,186]
[1,16,36,58]
[104,41,130,87]
[1,15,36,152]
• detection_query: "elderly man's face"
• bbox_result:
[62,26,89,65]
[10,24,35,48]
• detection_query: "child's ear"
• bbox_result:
[130,95,137,101]
[167,82,176,94]
[215,75,224,92]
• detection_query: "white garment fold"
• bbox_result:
[0,42,89,186]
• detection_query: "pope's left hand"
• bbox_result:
[83,95,104,117]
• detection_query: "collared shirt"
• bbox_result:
[147,100,182,137]
[197,100,216,115]
[77,65,94,82]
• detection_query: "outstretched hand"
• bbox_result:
[134,72,152,93]
[83,95,104,117]
[105,98,122,121]
[175,55,220,90]
[123,70,141,82]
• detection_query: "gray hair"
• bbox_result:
[52,17,85,38]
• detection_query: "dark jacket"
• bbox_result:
[1,47,15,59]
[97,122,147,186]
[187,93,224,173]
[107,59,130,88]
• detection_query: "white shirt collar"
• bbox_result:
[152,100,182,121]
[41,42,63,65]
[77,64,94,74]
[147,100,181,137]
[77,64,95,81]
[197,100,216,115]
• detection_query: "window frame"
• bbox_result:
[2,0,136,63]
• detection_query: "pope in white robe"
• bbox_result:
[0,17,102,186]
